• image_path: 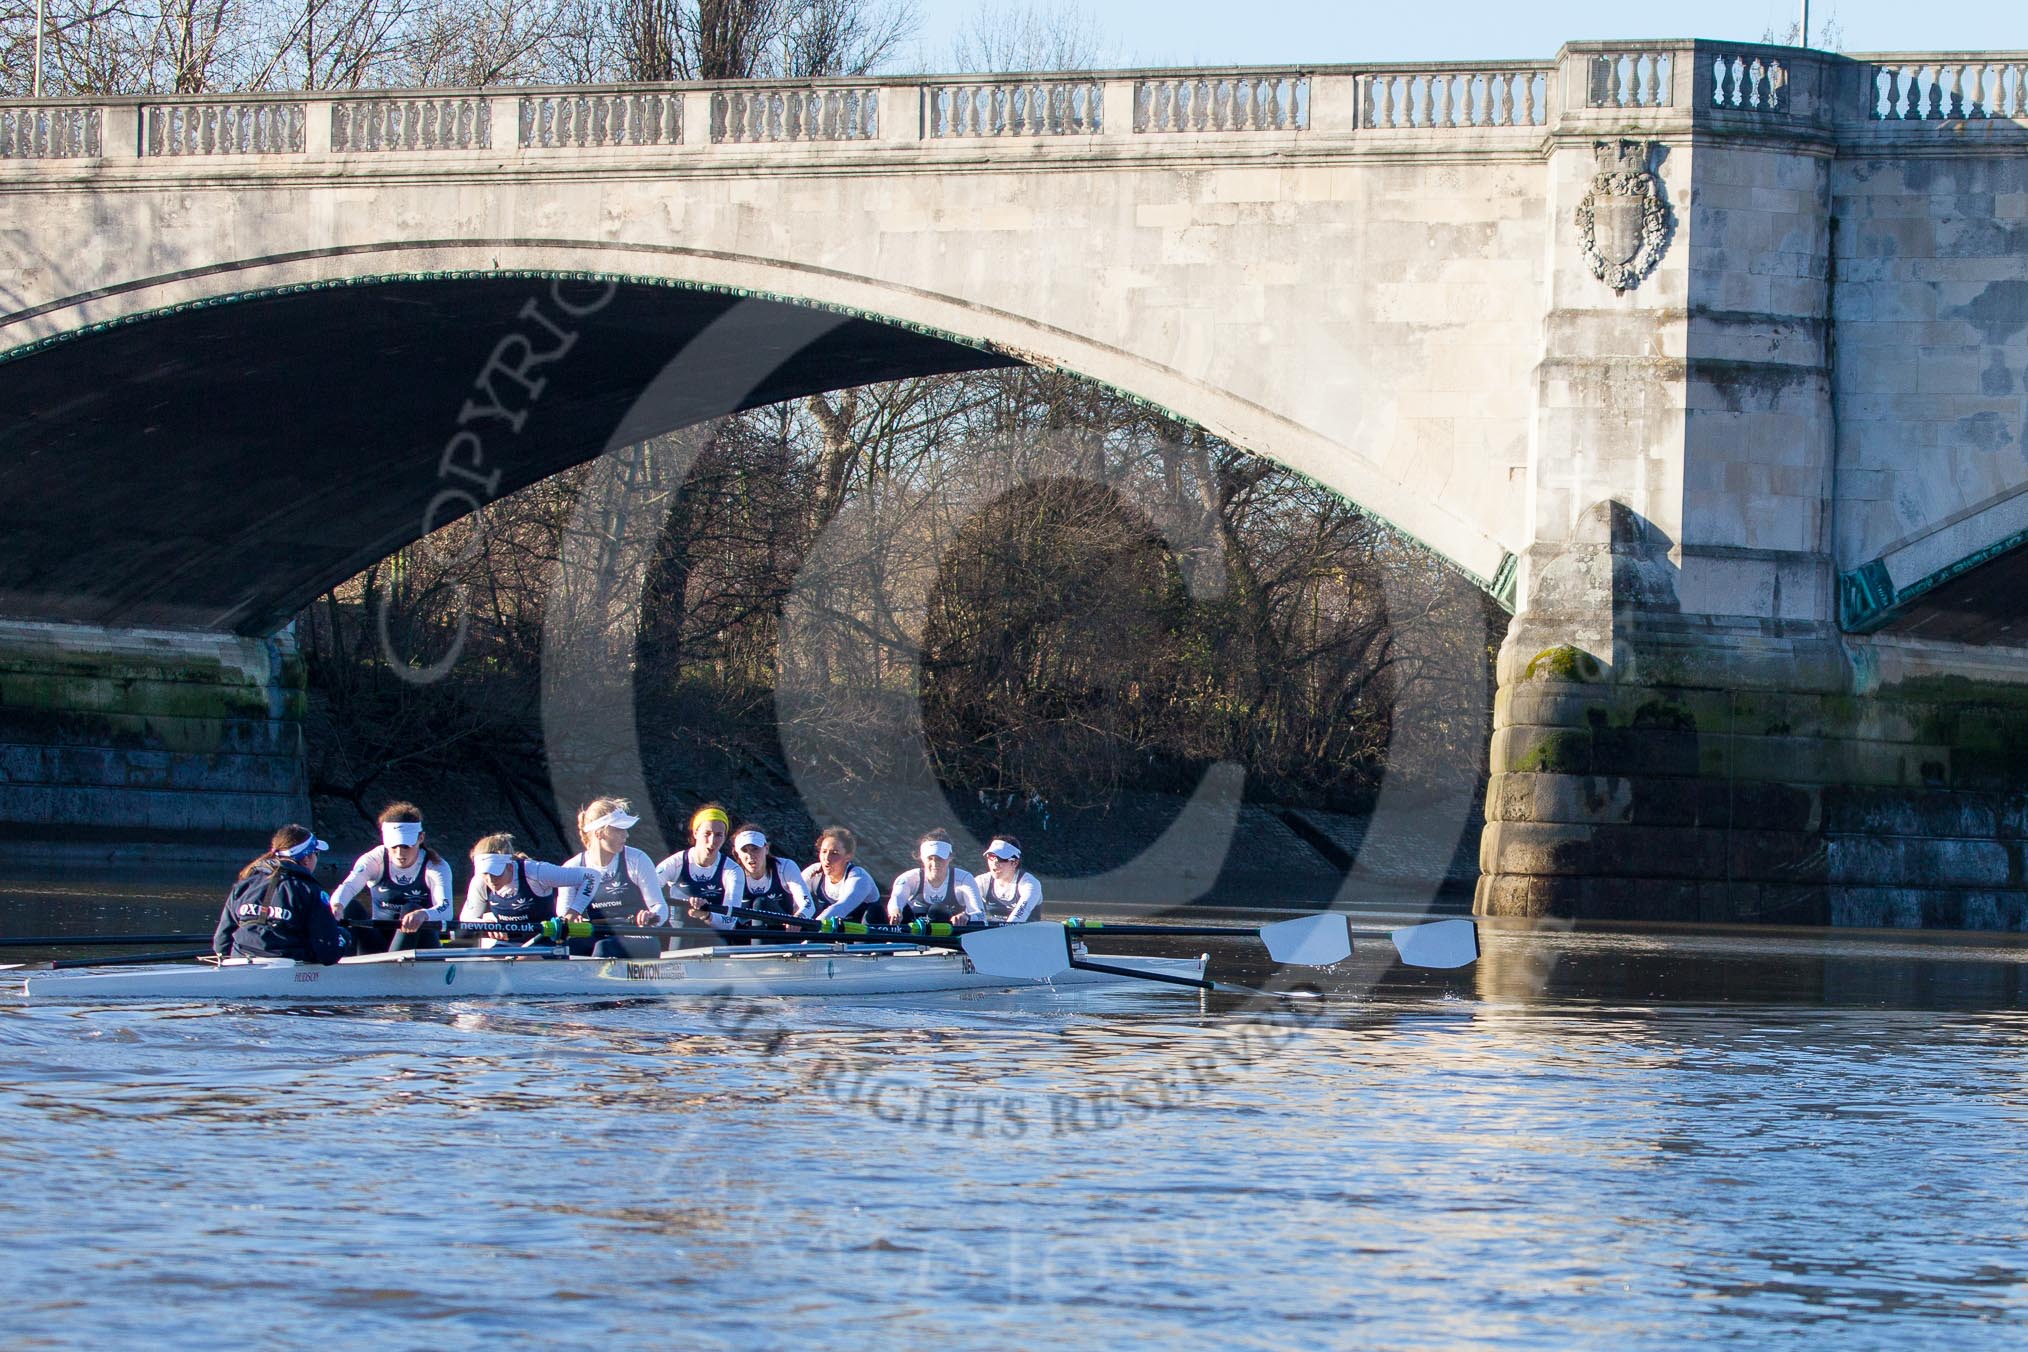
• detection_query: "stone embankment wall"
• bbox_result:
[0,621,309,871]
[1482,639,2028,927]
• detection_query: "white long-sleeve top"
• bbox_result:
[976,872,1044,923]
[460,860,603,922]
[738,855,815,920]
[886,866,983,923]
[562,845,670,924]
[328,847,456,924]
[804,862,882,921]
[657,848,747,931]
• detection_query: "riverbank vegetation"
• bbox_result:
[299,366,1506,867]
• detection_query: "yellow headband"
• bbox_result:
[692,807,730,833]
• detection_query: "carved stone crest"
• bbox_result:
[1574,139,1670,294]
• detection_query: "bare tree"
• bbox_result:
[947,0,1109,74]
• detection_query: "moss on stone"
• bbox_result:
[1523,646,1602,683]
[1514,730,1591,774]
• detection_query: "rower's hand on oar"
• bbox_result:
[633,909,660,927]
[688,906,710,922]
[398,909,427,934]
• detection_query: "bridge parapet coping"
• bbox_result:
[5,41,2021,166]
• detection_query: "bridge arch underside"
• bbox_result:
[0,275,1026,636]
[1854,537,2028,648]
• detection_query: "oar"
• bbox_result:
[1060,916,1482,970]
[957,924,1219,991]
[455,918,849,945]
[0,933,213,948]
[956,914,1362,995]
[715,907,975,939]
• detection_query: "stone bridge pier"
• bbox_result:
[2,40,2026,919]
[1483,50,2028,927]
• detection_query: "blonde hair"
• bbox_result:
[578,796,635,847]
[471,832,519,860]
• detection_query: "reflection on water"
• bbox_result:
[1,878,2026,1348]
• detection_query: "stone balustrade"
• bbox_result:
[1865,56,2028,120]
[331,95,492,152]
[521,91,683,147]
[1361,67,1547,128]
[1587,51,1674,109]
[0,41,2021,163]
[926,80,1102,137]
[144,100,303,155]
[1133,73,1308,132]
[713,86,879,142]
[0,104,99,157]
[1706,49,1790,113]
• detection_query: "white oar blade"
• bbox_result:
[1389,919,1480,969]
[1260,914,1353,967]
[961,923,1073,981]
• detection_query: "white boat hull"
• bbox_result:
[18,943,1209,1003]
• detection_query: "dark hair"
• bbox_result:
[917,828,952,853]
[238,824,315,880]
[730,822,774,881]
[377,801,443,866]
[689,802,732,846]
[984,834,1025,872]
[816,825,857,855]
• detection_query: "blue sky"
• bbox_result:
[904,1,2024,70]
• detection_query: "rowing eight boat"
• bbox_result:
[16,941,1210,1003]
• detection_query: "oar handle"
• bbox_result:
[711,905,968,940]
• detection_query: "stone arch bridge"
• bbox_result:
[4,39,2027,925]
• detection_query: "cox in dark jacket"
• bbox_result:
[213,825,347,965]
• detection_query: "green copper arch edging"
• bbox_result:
[1839,524,2028,634]
[0,267,1517,608]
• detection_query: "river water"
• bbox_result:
[1,878,2024,1349]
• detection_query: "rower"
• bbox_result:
[730,824,814,935]
[976,836,1043,923]
[887,830,982,927]
[328,802,455,953]
[563,797,668,959]
[803,825,883,925]
[213,825,347,964]
[657,804,745,937]
[460,833,601,945]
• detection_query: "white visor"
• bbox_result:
[380,822,423,848]
[733,829,768,851]
[919,839,953,860]
[587,809,640,833]
[984,839,1021,861]
[280,835,329,859]
[475,853,512,876]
